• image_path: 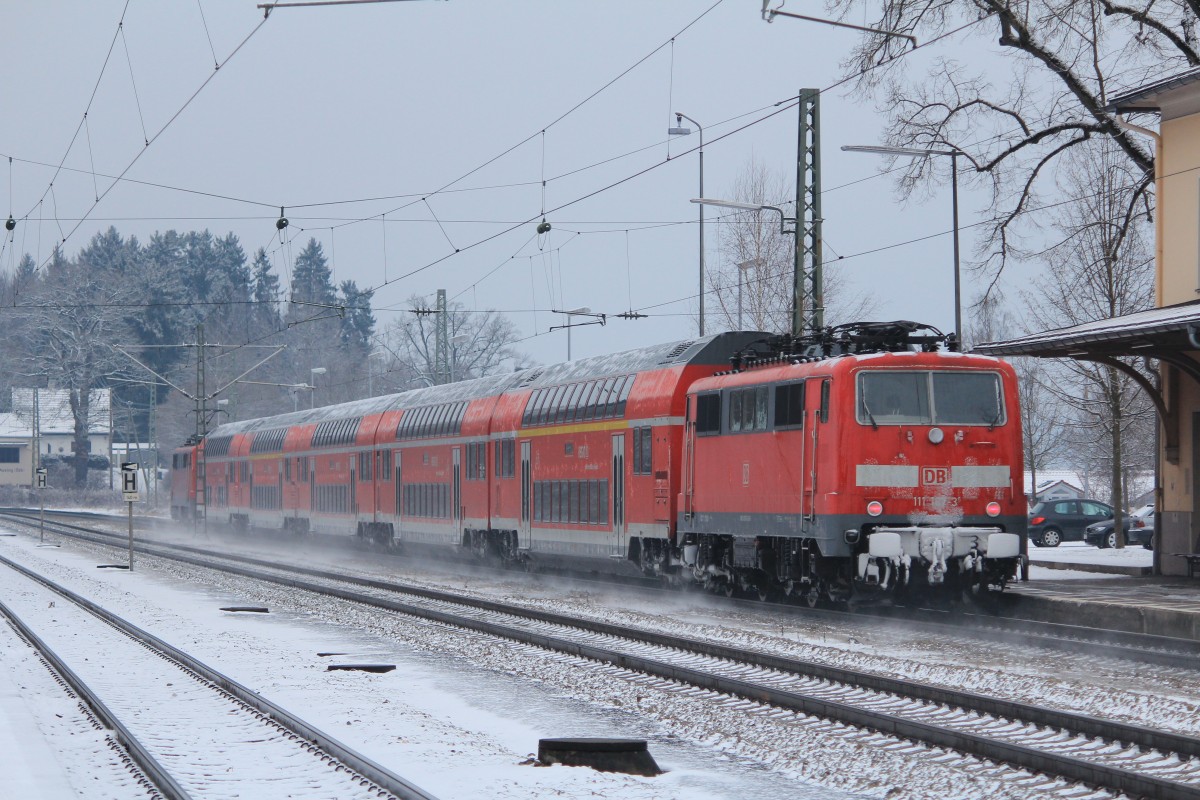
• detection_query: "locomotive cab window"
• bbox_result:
[774,382,805,429]
[696,393,721,435]
[857,371,1004,427]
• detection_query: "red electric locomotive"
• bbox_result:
[169,321,1025,602]
[678,322,1025,603]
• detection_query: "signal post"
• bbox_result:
[36,467,46,543]
[121,463,138,570]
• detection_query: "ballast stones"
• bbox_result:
[537,738,661,776]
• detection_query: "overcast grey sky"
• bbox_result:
[2,1,1008,365]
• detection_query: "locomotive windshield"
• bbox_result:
[857,370,1004,427]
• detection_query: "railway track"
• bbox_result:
[7,510,1200,799]
[0,549,438,800]
[12,506,1200,669]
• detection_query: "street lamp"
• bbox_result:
[841,144,962,338]
[551,306,606,360]
[736,259,759,330]
[309,367,326,409]
[450,333,469,382]
[669,113,705,336]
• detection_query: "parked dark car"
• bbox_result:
[1028,499,1114,547]
[1084,504,1154,549]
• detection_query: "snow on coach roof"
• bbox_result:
[206,331,767,440]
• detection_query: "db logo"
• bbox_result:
[922,466,951,486]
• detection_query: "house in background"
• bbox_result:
[0,413,35,487]
[1024,472,1084,503]
[0,389,112,487]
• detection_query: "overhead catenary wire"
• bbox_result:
[22,9,273,277]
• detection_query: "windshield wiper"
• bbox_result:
[861,399,878,430]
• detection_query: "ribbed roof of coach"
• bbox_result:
[204,331,767,440]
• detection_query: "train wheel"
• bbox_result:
[804,584,820,608]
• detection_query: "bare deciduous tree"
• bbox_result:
[22,252,137,487]
[1024,142,1155,543]
[708,155,875,333]
[379,295,531,389]
[831,0,1187,292]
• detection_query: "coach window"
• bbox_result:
[533,388,552,425]
[557,383,579,424]
[504,439,515,477]
[538,388,556,424]
[632,427,653,475]
[576,381,598,421]
[567,382,588,423]
[551,384,572,424]
[538,386,560,425]
[774,382,805,429]
[555,384,578,424]
[541,387,559,424]
[615,375,634,417]
[527,388,546,426]
[526,390,545,426]
[528,388,547,425]
[561,383,585,424]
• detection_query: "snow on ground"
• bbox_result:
[0,523,858,800]
[1027,540,1152,580]
[5,513,1188,800]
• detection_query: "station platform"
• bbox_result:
[1005,546,1200,641]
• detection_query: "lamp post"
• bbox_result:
[692,199,799,332]
[841,144,962,338]
[309,367,326,409]
[736,258,760,330]
[669,113,705,336]
[551,307,606,360]
[450,334,469,382]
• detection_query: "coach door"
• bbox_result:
[801,378,828,527]
[612,433,626,554]
[394,450,403,525]
[520,441,531,549]
[452,447,462,526]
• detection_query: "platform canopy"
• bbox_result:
[974,299,1200,360]
[974,299,1200,462]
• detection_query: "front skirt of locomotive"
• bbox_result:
[856,526,1021,593]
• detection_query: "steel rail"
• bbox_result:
[15,507,1199,662]
[17,520,1196,800]
[0,595,193,800]
[0,552,439,800]
[145,550,1200,799]
[11,510,1200,758]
